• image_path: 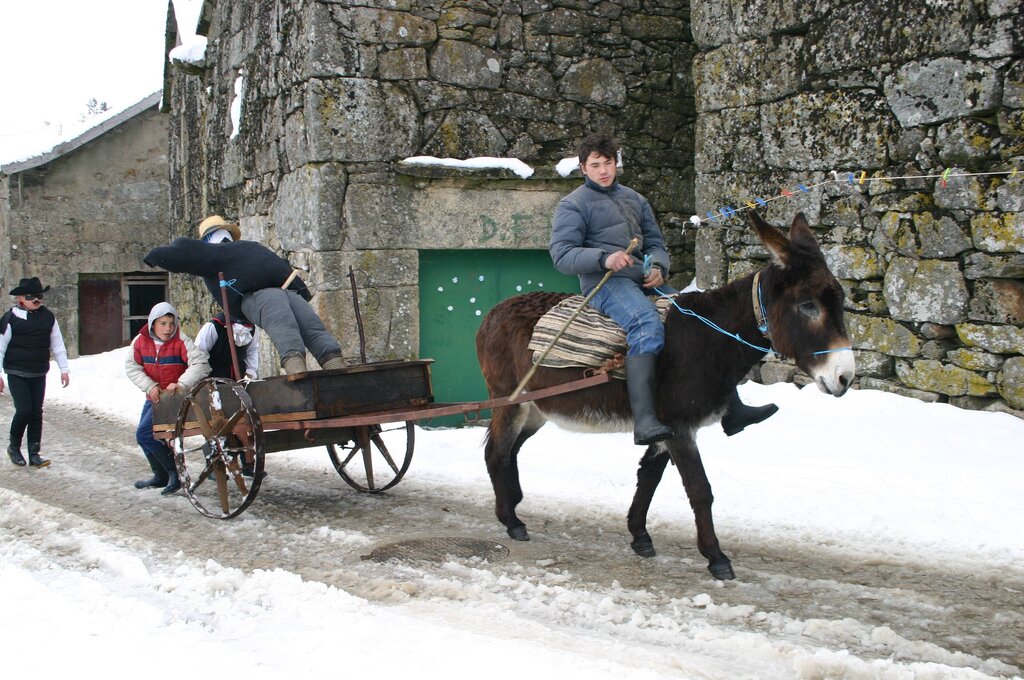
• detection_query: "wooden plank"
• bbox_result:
[154,410,318,433]
[266,372,613,430]
[262,411,318,423]
[261,427,356,454]
[312,365,433,417]
[155,372,611,441]
[151,360,434,427]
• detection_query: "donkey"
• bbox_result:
[475,211,856,580]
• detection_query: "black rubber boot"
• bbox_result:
[134,451,169,489]
[721,389,779,436]
[625,354,673,445]
[27,442,50,468]
[155,446,181,496]
[7,444,26,466]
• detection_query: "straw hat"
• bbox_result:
[197,215,241,242]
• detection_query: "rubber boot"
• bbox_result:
[134,451,169,489]
[721,388,779,436]
[155,446,181,496]
[27,442,50,468]
[624,354,673,445]
[319,352,345,371]
[7,444,26,466]
[282,352,307,376]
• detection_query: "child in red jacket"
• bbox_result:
[125,302,210,495]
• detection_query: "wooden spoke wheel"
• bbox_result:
[326,421,414,493]
[173,377,265,519]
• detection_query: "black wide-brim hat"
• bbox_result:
[9,277,50,296]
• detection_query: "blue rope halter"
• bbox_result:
[653,285,775,355]
[653,271,852,358]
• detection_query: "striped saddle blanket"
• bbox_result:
[527,295,672,378]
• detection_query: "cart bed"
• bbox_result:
[151,359,433,432]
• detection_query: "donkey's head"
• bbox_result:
[750,211,855,397]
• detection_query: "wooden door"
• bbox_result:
[418,249,578,426]
[78,278,123,354]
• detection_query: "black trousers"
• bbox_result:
[8,374,46,447]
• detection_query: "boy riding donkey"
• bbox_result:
[550,133,777,444]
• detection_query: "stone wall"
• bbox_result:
[691,0,1024,415]
[166,0,696,371]
[0,108,170,355]
[168,0,1024,416]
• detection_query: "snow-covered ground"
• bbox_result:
[2,347,1023,679]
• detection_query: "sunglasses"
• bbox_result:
[23,294,44,302]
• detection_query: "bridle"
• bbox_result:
[654,268,852,359]
[752,271,771,341]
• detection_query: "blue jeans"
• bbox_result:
[136,401,170,457]
[589,277,664,356]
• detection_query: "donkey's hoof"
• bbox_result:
[507,525,529,541]
[708,559,735,581]
[630,536,656,558]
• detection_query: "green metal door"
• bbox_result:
[418,250,579,426]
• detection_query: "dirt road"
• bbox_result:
[2,399,1021,676]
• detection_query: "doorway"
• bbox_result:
[418,249,578,426]
[77,272,167,354]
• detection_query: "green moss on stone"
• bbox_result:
[847,313,922,357]
[955,322,1024,354]
[971,212,1024,253]
[999,357,1024,408]
[896,359,997,397]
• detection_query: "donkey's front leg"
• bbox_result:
[627,444,671,557]
[668,436,735,580]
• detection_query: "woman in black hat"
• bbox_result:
[0,277,70,467]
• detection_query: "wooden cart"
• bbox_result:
[152,361,611,519]
[150,268,611,519]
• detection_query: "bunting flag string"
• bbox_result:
[685,166,1022,229]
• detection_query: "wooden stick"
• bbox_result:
[508,237,640,400]
[281,269,299,289]
[217,272,243,381]
[347,266,367,364]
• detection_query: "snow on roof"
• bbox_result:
[1,91,163,174]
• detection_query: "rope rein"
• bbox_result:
[653,286,775,355]
[652,279,853,358]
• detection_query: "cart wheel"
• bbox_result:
[326,421,414,493]
[173,377,265,519]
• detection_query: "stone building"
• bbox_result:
[165,0,1023,415]
[165,0,694,407]
[691,0,1023,414]
[0,92,171,356]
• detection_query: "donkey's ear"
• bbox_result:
[788,212,826,257]
[749,210,791,267]
[789,212,816,243]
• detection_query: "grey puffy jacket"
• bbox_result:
[550,177,670,294]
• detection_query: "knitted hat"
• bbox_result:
[197,215,241,242]
[9,277,50,296]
